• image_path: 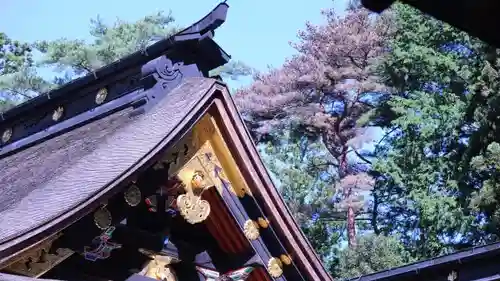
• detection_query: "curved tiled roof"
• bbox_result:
[0,78,218,258]
[0,78,336,281]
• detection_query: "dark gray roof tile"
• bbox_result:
[0,273,62,281]
[0,77,218,249]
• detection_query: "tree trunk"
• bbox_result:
[347,205,357,248]
[372,191,380,235]
[340,145,357,248]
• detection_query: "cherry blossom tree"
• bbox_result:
[235,3,390,247]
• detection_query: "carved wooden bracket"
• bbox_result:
[155,132,199,176]
[2,233,74,277]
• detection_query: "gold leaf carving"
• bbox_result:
[196,141,238,196]
[191,170,205,189]
[160,132,198,176]
[177,192,210,224]
[143,255,178,281]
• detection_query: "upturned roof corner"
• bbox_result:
[0,3,231,157]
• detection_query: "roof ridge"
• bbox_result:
[0,3,230,156]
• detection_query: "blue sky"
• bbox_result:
[2,0,382,155]
[1,0,346,88]
[1,0,382,148]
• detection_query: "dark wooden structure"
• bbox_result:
[0,3,332,281]
[351,242,500,281]
[361,0,500,48]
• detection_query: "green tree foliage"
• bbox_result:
[34,12,252,84]
[0,11,252,113]
[371,4,471,258]
[260,140,341,272]
[470,142,500,230]
[336,234,413,280]
[461,48,500,241]
[0,33,50,111]
[371,3,500,258]
[260,137,411,278]
[6,0,500,278]
[34,12,180,76]
[0,32,33,74]
[241,0,500,276]
[209,60,254,81]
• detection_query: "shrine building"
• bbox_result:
[0,3,332,281]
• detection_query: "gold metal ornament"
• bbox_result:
[177,171,211,224]
[93,207,112,230]
[143,255,179,281]
[2,128,12,143]
[124,185,142,207]
[191,170,205,189]
[257,217,269,229]
[243,220,260,240]
[267,257,283,278]
[177,193,210,224]
[52,106,64,121]
[280,254,292,266]
[95,88,108,105]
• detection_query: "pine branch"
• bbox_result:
[352,149,372,164]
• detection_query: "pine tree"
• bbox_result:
[236,4,390,247]
[34,13,252,85]
[371,3,488,257]
[336,234,413,280]
[261,140,341,272]
[0,32,50,111]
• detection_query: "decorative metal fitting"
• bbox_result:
[52,106,64,121]
[257,217,269,228]
[95,88,108,105]
[124,184,142,207]
[2,128,12,143]
[93,207,112,230]
[191,170,205,189]
[177,193,211,224]
[243,220,260,240]
[267,257,283,278]
[280,254,292,265]
[448,271,458,281]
